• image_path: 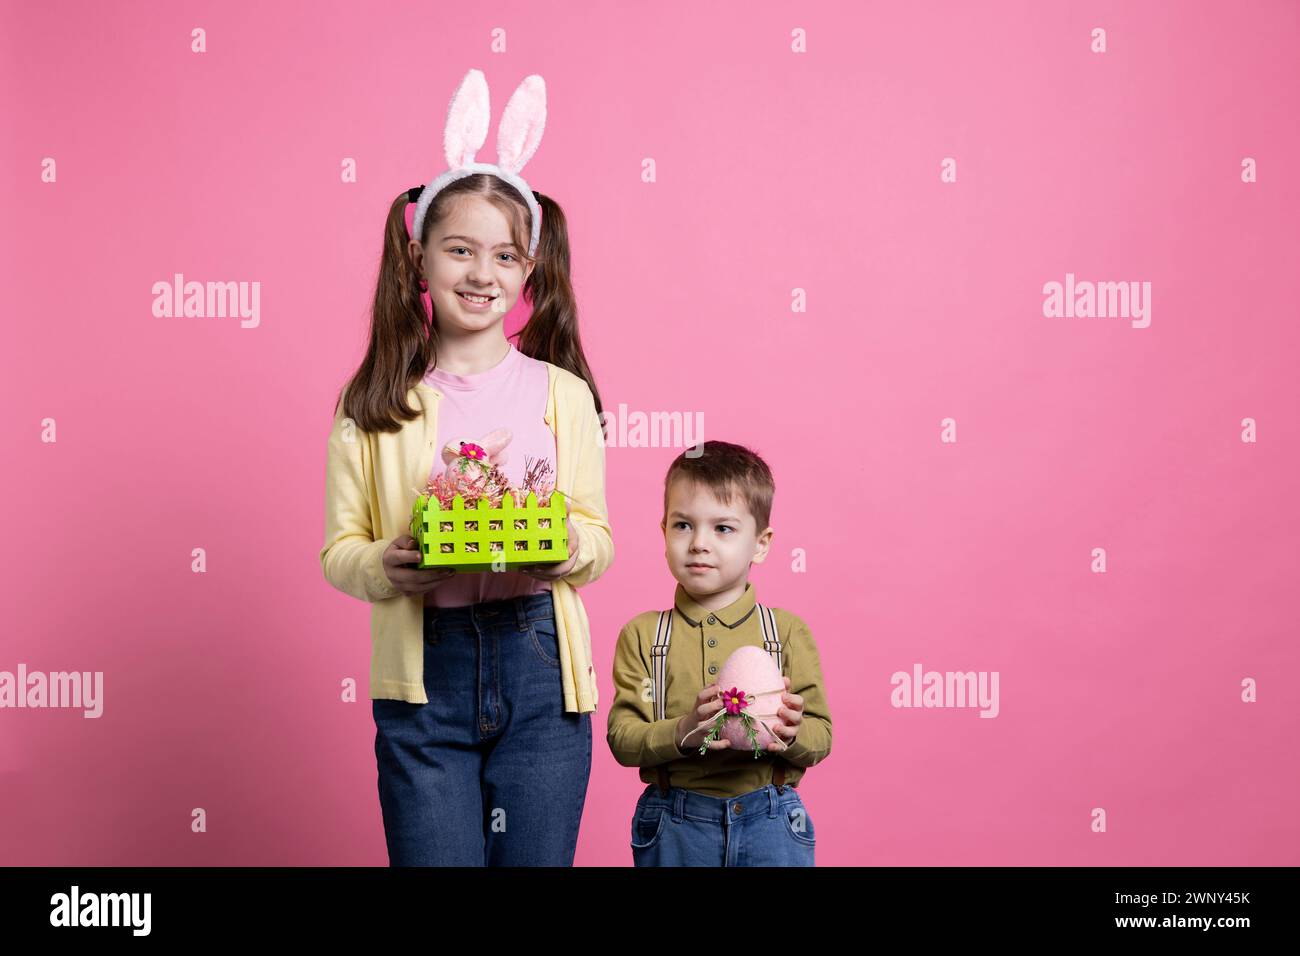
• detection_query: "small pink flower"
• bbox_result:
[460,442,486,461]
[722,687,748,715]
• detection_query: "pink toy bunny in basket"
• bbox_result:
[413,425,559,525]
[441,427,513,493]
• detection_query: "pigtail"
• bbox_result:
[516,190,604,419]
[334,191,438,432]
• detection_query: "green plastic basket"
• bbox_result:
[409,491,570,572]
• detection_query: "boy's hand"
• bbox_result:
[765,676,804,752]
[519,512,580,580]
[675,683,731,753]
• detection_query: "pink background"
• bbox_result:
[3,0,1298,866]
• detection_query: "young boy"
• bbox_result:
[606,440,832,866]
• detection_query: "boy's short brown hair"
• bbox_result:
[662,440,775,533]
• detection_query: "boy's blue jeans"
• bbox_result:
[630,781,817,866]
[371,592,592,866]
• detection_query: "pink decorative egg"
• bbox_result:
[714,645,785,751]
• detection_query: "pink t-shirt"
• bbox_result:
[421,343,556,608]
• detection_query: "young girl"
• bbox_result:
[319,70,613,866]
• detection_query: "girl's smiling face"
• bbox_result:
[412,195,533,335]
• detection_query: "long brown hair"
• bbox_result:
[334,174,603,432]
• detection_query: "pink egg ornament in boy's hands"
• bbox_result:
[710,645,788,754]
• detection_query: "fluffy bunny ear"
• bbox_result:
[477,427,513,462]
[444,68,491,169]
[495,75,546,176]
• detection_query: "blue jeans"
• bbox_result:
[372,592,592,866]
[630,782,816,866]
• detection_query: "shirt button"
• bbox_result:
[707,614,717,624]
[707,638,716,647]
[708,665,717,675]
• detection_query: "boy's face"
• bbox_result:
[412,195,533,336]
[660,478,773,599]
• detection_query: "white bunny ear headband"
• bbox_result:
[408,68,547,257]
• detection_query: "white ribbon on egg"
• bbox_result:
[677,682,792,753]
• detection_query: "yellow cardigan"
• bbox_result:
[319,361,613,712]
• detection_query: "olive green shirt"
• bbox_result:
[606,580,832,798]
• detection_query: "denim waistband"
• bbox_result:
[423,591,554,631]
[639,783,799,823]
